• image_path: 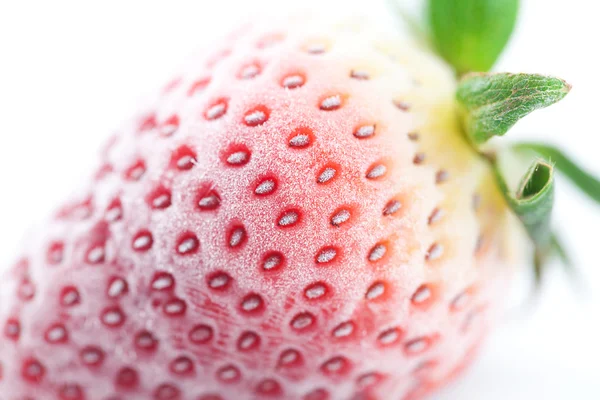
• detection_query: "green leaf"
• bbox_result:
[457,73,571,145]
[494,159,555,249]
[428,0,519,74]
[513,143,600,203]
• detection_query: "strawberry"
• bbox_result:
[0,5,580,400]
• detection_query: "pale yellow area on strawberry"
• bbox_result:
[376,30,520,261]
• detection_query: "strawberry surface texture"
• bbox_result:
[0,18,517,400]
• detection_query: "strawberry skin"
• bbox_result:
[0,19,515,400]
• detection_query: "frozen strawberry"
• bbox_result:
[0,5,580,400]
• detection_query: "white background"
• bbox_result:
[0,0,598,399]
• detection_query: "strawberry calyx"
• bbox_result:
[428,0,519,75]
[455,72,600,284]
[454,72,568,275]
[513,143,600,204]
[455,73,571,146]
[391,0,599,283]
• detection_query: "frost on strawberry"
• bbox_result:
[0,6,579,400]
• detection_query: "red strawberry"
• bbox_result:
[0,13,569,400]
